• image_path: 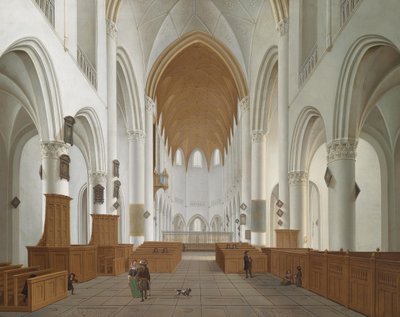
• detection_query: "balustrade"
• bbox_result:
[34,0,54,26]
[77,46,97,88]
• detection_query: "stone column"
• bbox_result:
[289,171,308,247]
[106,19,119,214]
[128,130,145,245]
[251,131,267,246]
[40,141,70,197]
[278,18,290,228]
[145,96,155,241]
[327,140,357,251]
[89,171,107,214]
[240,96,251,242]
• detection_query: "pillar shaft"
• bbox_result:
[128,130,145,244]
[278,19,290,228]
[145,97,155,241]
[289,171,308,247]
[328,140,357,250]
[240,97,251,242]
[251,131,267,246]
[106,20,118,213]
[89,171,107,214]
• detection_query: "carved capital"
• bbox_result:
[239,96,249,112]
[251,130,266,143]
[145,96,155,112]
[107,20,118,39]
[327,140,357,163]
[288,171,308,185]
[90,171,107,184]
[127,130,145,142]
[278,18,288,36]
[41,141,69,159]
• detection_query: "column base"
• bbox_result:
[251,232,266,246]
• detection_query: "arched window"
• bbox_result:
[175,149,183,166]
[213,149,221,166]
[193,150,202,168]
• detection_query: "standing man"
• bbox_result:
[243,251,253,278]
[137,259,151,302]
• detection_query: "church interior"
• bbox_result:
[0,0,399,316]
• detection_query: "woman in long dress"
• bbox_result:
[128,260,141,298]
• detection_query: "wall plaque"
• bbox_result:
[113,160,120,178]
[10,196,21,208]
[93,184,105,204]
[60,154,71,181]
[245,230,251,240]
[64,116,75,145]
[113,180,121,198]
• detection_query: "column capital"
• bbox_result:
[288,171,308,185]
[89,171,107,184]
[106,20,118,39]
[277,18,288,36]
[145,96,156,113]
[127,130,145,142]
[327,140,357,163]
[41,141,69,159]
[239,96,249,112]
[251,130,267,143]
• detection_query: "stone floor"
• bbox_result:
[0,252,367,317]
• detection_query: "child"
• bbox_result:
[68,273,78,295]
[281,270,292,286]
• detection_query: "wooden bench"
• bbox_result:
[130,242,183,273]
[96,245,130,276]
[215,243,268,274]
[0,266,40,306]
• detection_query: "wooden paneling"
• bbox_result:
[37,194,71,247]
[89,214,119,246]
[266,249,400,317]
[215,243,268,274]
[275,229,299,248]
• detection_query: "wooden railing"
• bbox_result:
[34,0,55,26]
[262,248,400,317]
[77,46,97,88]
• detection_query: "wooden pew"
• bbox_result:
[130,242,183,273]
[8,269,54,307]
[264,248,400,317]
[0,266,40,306]
[215,243,268,274]
[0,263,11,267]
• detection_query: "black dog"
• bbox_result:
[176,288,191,296]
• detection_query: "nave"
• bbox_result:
[0,252,365,317]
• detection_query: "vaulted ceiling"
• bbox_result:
[156,42,238,167]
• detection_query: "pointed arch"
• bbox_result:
[252,46,278,132]
[74,107,106,172]
[290,107,327,171]
[117,47,143,132]
[146,32,248,101]
[188,214,209,232]
[1,37,63,141]
[172,213,186,231]
[333,35,400,140]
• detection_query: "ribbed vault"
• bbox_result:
[155,41,240,167]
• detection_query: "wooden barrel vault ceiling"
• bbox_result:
[156,42,239,168]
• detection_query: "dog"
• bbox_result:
[176,288,191,296]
